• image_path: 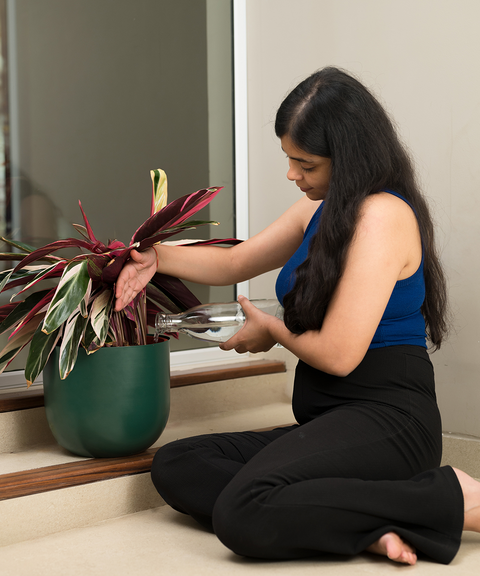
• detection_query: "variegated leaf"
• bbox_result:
[82,320,99,352]
[90,288,114,345]
[0,269,13,293]
[11,261,66,300]
[12,239,98,271]
[42,261,91,334]
[0,289,51,335]
[58,310,89,380]
[1,266,53,294]
[150,169,168,216]
[80,280,92,318]
[0,314,44,375]
[25,324,62,386]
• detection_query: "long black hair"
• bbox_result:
[275,67,448,349]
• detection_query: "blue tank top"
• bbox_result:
[275,191,427,349]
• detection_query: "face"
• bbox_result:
[280,135,331,201]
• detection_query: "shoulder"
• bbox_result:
[357,192,418,236]
[361,191,412,215]
[352,192,421,276]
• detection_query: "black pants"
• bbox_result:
[151,346,464,563]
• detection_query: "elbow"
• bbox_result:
[312,353,364,378]
[322,362,353,378]
[328,364,356,378]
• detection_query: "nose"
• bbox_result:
[287,161,303,182]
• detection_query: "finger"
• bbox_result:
[237,295,254,319]
[129,249,144,261]
[219,332,240,351]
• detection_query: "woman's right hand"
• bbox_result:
[114,247,158,311]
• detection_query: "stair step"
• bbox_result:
[0,401,294,546]
[0,359,289,455]
[3,502,480,576]
[0,359,286,413]
[0,354,293,546]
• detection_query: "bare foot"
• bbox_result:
[452,467,480,532]
[366,532,417,565]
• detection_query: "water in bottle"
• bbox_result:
[155,299,282,343]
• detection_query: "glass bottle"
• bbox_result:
[155,299,283,343]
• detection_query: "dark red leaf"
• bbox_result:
[11,289,56,336]
[86,254,111,281]
[78,201,99,243]
[107,240,126,250]
[13,239,102,272]
[100,247,135,285]
[0,303,18,322]
[151,273,201,311]
[132,187,222,244]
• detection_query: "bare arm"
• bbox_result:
[152,196,319,285]
[114,196,320,311]
[221,193,423,376]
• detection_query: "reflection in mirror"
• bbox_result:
[0,0,235,376]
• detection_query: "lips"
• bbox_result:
[299,187,313,193]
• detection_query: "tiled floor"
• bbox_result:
[2,504,480,576]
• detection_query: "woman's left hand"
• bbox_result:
[219,296,279,354]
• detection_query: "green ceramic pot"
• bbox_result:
[43,341,170,458]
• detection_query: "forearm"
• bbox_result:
[153,243,246,286]
[267,316,365,377]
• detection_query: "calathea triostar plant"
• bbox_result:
[0,170,239,385]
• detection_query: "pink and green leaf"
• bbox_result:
[0,267,55,294]
[85,254,111,281]
[78,201,101,245]
[0,269,14,292]
[11,261,67,300]
[100,246,137,285]
[146,283,182,315]
[150,273,202,311]
[0,314,44,375]
[0,289,53,336]
[0,303,18,323]
[0,171,239,381]
[12,238,102,272]
[107,240,125,250]
[132,187,222,244]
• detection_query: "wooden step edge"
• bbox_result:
[0,423,295,502]
[0,360,286,413]
[0,448,158,501]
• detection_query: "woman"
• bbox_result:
[115,67,480,566]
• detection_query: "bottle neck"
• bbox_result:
[155,313,182,334]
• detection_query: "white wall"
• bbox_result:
[245,0,480,436]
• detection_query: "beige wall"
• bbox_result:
[245,0,480,436]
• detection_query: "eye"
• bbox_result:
[301,165,314,173]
